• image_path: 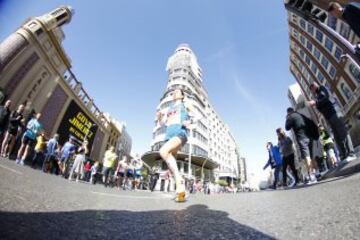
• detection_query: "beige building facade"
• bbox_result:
[0,6,121,161]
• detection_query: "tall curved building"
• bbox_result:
[142,44,244,191]
[284,0,360,148]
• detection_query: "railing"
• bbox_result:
[63,68,110,128]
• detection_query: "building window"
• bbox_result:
[299,49,305,59]
[339,82,352,100]
[325,38,334,52]
[307,24,314,35]
[300,36,306,45]
[305,55,311,66]
[314,48,321,60]
[299,19,306,29]
[317,72,324,83]
[316,30,323,43]
[299,63,304,72]
[321,56,329,70]
[340,22,350,40]
[306,41,313,52]
[329,65,336,78]
[311,63,317,74]
[293,29,299,38]
[334,47,342,62]
[349,63,360,84]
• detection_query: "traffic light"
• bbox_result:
[284,0,327,23]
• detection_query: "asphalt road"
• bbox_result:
[0,158,359,240]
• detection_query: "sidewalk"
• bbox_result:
[321,157,360,180]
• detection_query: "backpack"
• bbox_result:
[300,114,319,140]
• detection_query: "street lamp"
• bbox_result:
[201,158,208,182]
[187,119,200,180]
[188,127,193,180]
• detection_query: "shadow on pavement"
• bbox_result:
[0,204,276,240]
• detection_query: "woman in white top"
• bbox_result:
[69,140,89,182]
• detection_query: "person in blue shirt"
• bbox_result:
[43,134,59,173]
[16,113,43,166]
[59,137,76,176]
[263,142,283,189]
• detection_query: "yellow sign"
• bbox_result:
[69,112,94,141]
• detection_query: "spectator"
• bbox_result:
[0,100,11,144]
[328,2,360,39]
[31,133,47,169]
[52,144,62,175]
[276,128,299,187]
[285,107,318,184]
[102,146,117,187]
[43,134,59,173]
[308,83,355,161]
[10,118,27,159]
[16,112,43,166]
[319,126,338,169]
[263,142,283,189]
[90,161,99,184]
[1,104,24,158]
[84,161,92,182]
[68,140,88,182]
[59,137,76,176]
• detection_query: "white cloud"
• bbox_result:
[204,45,235,63]
[233,74,266,115]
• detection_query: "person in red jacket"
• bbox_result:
[84,161,92,182]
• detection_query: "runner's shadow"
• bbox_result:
[0,204,276,240]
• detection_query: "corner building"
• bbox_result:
[0,6,124,161]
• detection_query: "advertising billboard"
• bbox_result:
[57,100,98,149]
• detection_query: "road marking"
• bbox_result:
[91,191,173,199]
[0,163,23,175]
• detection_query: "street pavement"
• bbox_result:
[0,157,360,240]
[321,157,360,180]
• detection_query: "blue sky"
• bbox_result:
[1,0,295,179]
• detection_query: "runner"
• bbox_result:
[16,112,43,166]
[1,104,24,158]
[157,88,198,202]
[115,156,128,189]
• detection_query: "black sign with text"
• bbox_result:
[57,100,98,148]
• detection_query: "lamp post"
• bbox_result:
[201,158,208,182]
[188,127,193,180]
